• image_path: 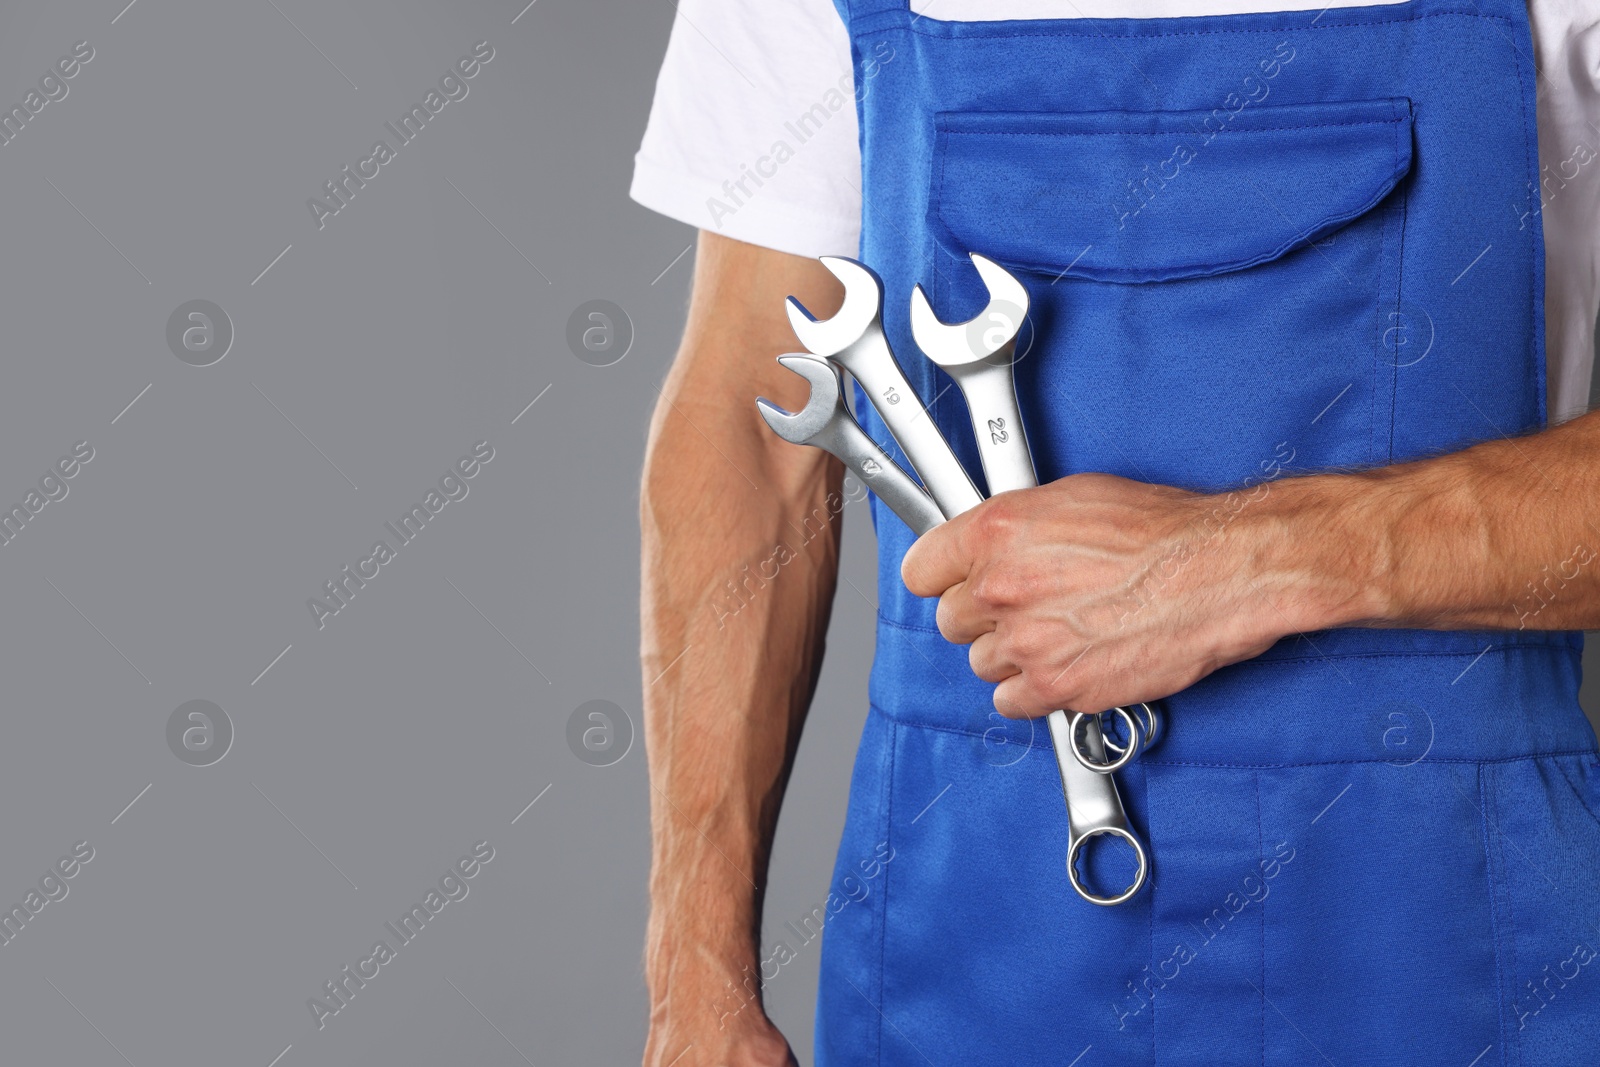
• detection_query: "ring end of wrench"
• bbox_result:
[1067,826,1149,907]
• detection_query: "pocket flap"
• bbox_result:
[929,97,1413,284]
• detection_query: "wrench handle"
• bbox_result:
[835,327,986,518]
[950,348,1039,497]
[937,347,1148,902]
[816,413,946,537]
[1049,710,1149,907]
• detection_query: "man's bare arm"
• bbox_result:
[640,232,844,1066]
[903,408,1600,718]
[1338,408,1600,631]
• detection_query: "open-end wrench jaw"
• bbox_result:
[756,354,945,537]
[755,354,843,444]
[909,252,1031,368]
[909,254,1039,496]
[784,257,885,357]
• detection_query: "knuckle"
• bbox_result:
[968,572,998,609]
[970,568,1019,609]
[971,497,1016,544]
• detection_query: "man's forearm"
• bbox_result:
[1256,407,1600,635]
[640,404,841,1016]
[639,234,845,1065]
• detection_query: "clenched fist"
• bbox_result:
[899,471,1353,718]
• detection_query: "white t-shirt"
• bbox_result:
[631,0,1600,422]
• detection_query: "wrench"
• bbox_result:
[787,257,984,514]
[909,254,1153,905]
[758,352,1147,906]
[756,354,945,536]
[908,254,1161,774]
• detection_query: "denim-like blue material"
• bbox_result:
[812,0,1599,1063]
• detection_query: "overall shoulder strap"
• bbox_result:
[834,0,909,33]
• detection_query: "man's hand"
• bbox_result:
[901,473,1314,718]
[903,409,1600,719]
[643,992,796,1067]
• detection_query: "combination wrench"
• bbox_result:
[909,254,1162,776]
[757,351,1148,906]
[757,354,946,536]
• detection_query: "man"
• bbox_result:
[634,0,1600,1063]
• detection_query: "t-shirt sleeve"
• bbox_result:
[1531,0,1600,421]
[630,0,864,258]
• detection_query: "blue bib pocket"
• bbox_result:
[925,97,1415,490]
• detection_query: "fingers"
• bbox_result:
[966,630,1017,685]
[900,509,976,598]
[934,579,996,645]
[993,672,1055,720]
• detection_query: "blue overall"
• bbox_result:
[814,0,1600,1063]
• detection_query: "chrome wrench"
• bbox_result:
[909,254,1161,773]
[910,254,1153,905]
[787,257,984,513]
[757,352,1147,906]
[757,355,945,536]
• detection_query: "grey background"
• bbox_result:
[0,3,1591,1065]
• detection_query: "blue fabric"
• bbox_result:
[813,0,1599,1063]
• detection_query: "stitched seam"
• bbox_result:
[931,134,952,432]
[904,11,1512,40]
[875,717,896,1066]
[1500,767,1519,1067]
[1368,202,1381,463]
[1387,114,1409,464]
[1149,770,1158,1067]
[866,704,1596,766]
[938,119,1405,137]
[1551,756,1600,828]
[875,612,943,635]
[1256,770,1265,1067]
[1137,750,1598,768]
[1477,766,1502,1066]
[1370,109,1403,465]
[1502,0,1543,431]
[1484,765,1514,1067]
